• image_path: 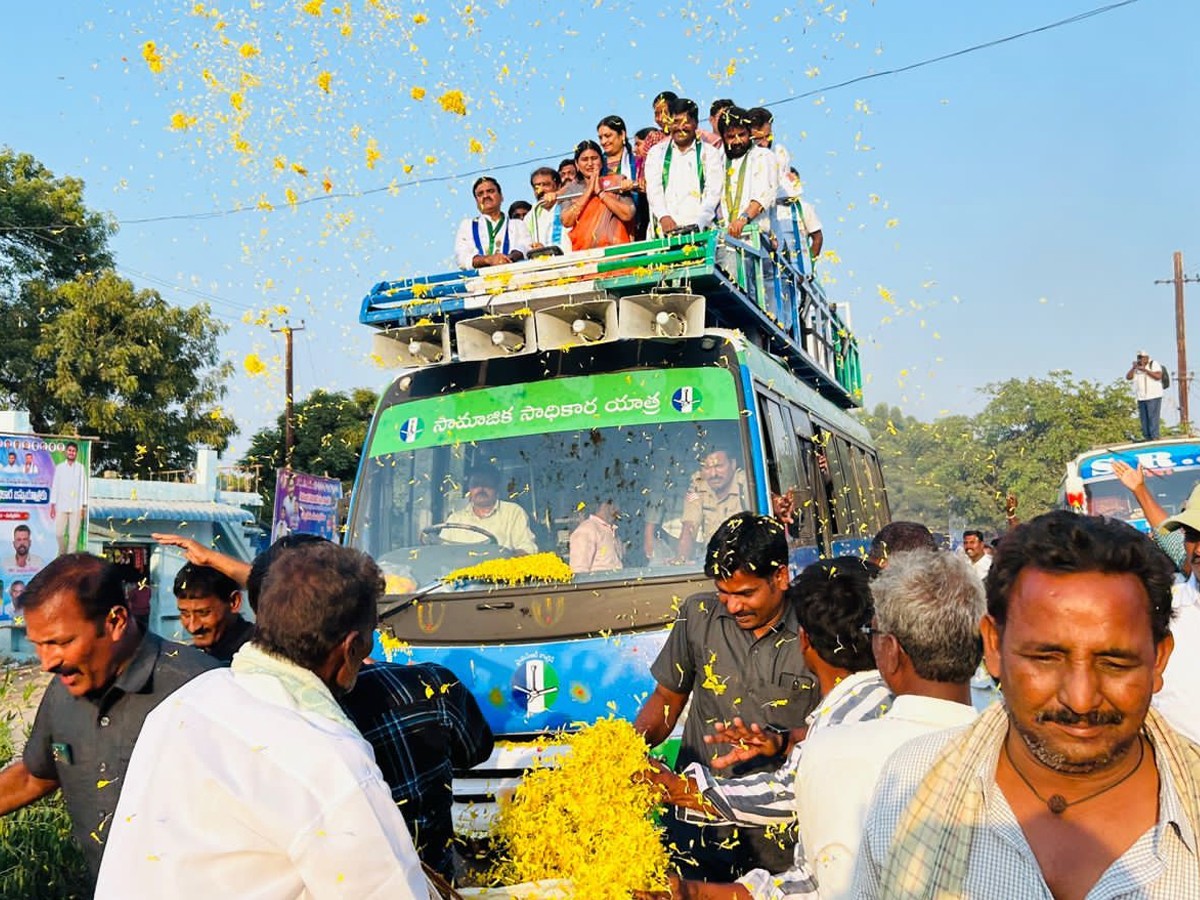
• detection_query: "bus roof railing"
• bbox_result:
[360,228,862,408]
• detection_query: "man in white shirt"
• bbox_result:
[525,167,571,254]
[644,96,724,237]
[49,442,87,556]
[1151,502,1200,743]
[569,499,623,574]
[1126,349,1165,441]
[716,107,778,241]
[962,529,991,580]
[95,541,433,900]
[444,463,537,555]
[796,550,981,900]
[453,176,531,270]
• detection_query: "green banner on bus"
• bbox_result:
[369,367,740,457]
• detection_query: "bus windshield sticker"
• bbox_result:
[369,367,739,456]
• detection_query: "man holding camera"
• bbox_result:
[1126,349,1165,441]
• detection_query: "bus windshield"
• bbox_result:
[348,366,750,590]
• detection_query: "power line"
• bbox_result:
[768,0,1143,108]
[8,0,1145,231]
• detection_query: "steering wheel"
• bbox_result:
[420,522,500,546]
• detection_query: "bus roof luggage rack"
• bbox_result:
[361,228,862,408]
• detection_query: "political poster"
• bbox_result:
[270,468,343,543]
[0,436,91,619]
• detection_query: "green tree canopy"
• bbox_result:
[0,149,236,474]
[240,387,379,515]
[863,371,1140,533]
[22,270,236,473]
[0,148,113,290]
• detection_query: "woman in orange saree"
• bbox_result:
[560,140,636,252]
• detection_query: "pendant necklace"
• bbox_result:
[1004,734,1144,815]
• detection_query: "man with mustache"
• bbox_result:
[635,513,818,883]
[716,107,777,241]
[173,562,255,664]
[643,96,724,236]
[0,554,216,886]
[855,511,1200,898]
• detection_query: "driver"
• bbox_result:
[444,464,538,554]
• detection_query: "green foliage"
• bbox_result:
[240,387,379,516]
[0,148,113,291]
[1,270,236,474]
[0,677,90,900]
[864,371,1140,532]
[0,149,237,474]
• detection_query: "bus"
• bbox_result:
[345,227,889,828]
[1061,437,1200,531]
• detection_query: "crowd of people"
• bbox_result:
[1,494,1198,897]
[454,94,824,274]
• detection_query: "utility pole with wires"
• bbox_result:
[270,320,306,467]
[1155,252,1200,434]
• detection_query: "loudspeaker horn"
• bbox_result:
[534,300,619,350]
[455,313,537,361]
[618,293,706,339]
[371,322,451,368]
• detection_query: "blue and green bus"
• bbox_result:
[1062,437,1200,531]
[346,228,889,826]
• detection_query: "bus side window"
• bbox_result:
[781,405,817,549]
[822,432,855,538]
[756,393,807,548]
[810,426,840,540]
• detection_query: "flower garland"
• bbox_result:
[443,552,573,587]
[489,718,670,898]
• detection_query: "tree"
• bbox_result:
[864,372,1139,532]
[240,387,379,516]
[0,150,236,474]
[20,271,236,473]
[0,148,113,292]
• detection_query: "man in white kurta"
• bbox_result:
[49,442,87,556]
[94,542,433,900]
[716,109,778,240]
[643,97,724,236]
[453,176,532,270]
[526,166,572,254]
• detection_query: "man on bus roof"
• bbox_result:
[454,176,531,270]
[1126,349,1165,441]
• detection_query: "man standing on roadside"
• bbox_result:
[962,529,991,580]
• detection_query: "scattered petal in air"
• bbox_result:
[437,89,467,115]
[410,85,426,101]
[142,40,165,74]
[316,71,333,93]
[301,0,324,16]
[169,111,197,131]
[885,218,898,228]
[412,13,428,24]
[365,137,381,169]
[243,353,267,376]
[467,137,484,154]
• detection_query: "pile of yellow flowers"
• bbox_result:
[443,552,573,587]
[488,718,670,898]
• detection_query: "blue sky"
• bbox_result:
[2,0,1197,455]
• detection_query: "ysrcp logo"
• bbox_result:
[397,417,424,444]
[511,655,559,715]
[672,386,702,414]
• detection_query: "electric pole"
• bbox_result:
[1155,253,1200,433]
[271,320,306,467]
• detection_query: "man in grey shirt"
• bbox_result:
[0,554,215,883]
[634,513,817,882]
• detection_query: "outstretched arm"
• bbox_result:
[633,683,688,748]
[152,533,252,587]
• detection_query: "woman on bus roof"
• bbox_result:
[561,140,636,251]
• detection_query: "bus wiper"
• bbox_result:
[379,578,446,620]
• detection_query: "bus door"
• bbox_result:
[755,391,820,568]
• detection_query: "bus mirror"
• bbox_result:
[618,293,706,339]
[371,323,450,368]
[455,313,537,360]
[534,300,619,350]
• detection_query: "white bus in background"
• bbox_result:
[1061,438,1200,532]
